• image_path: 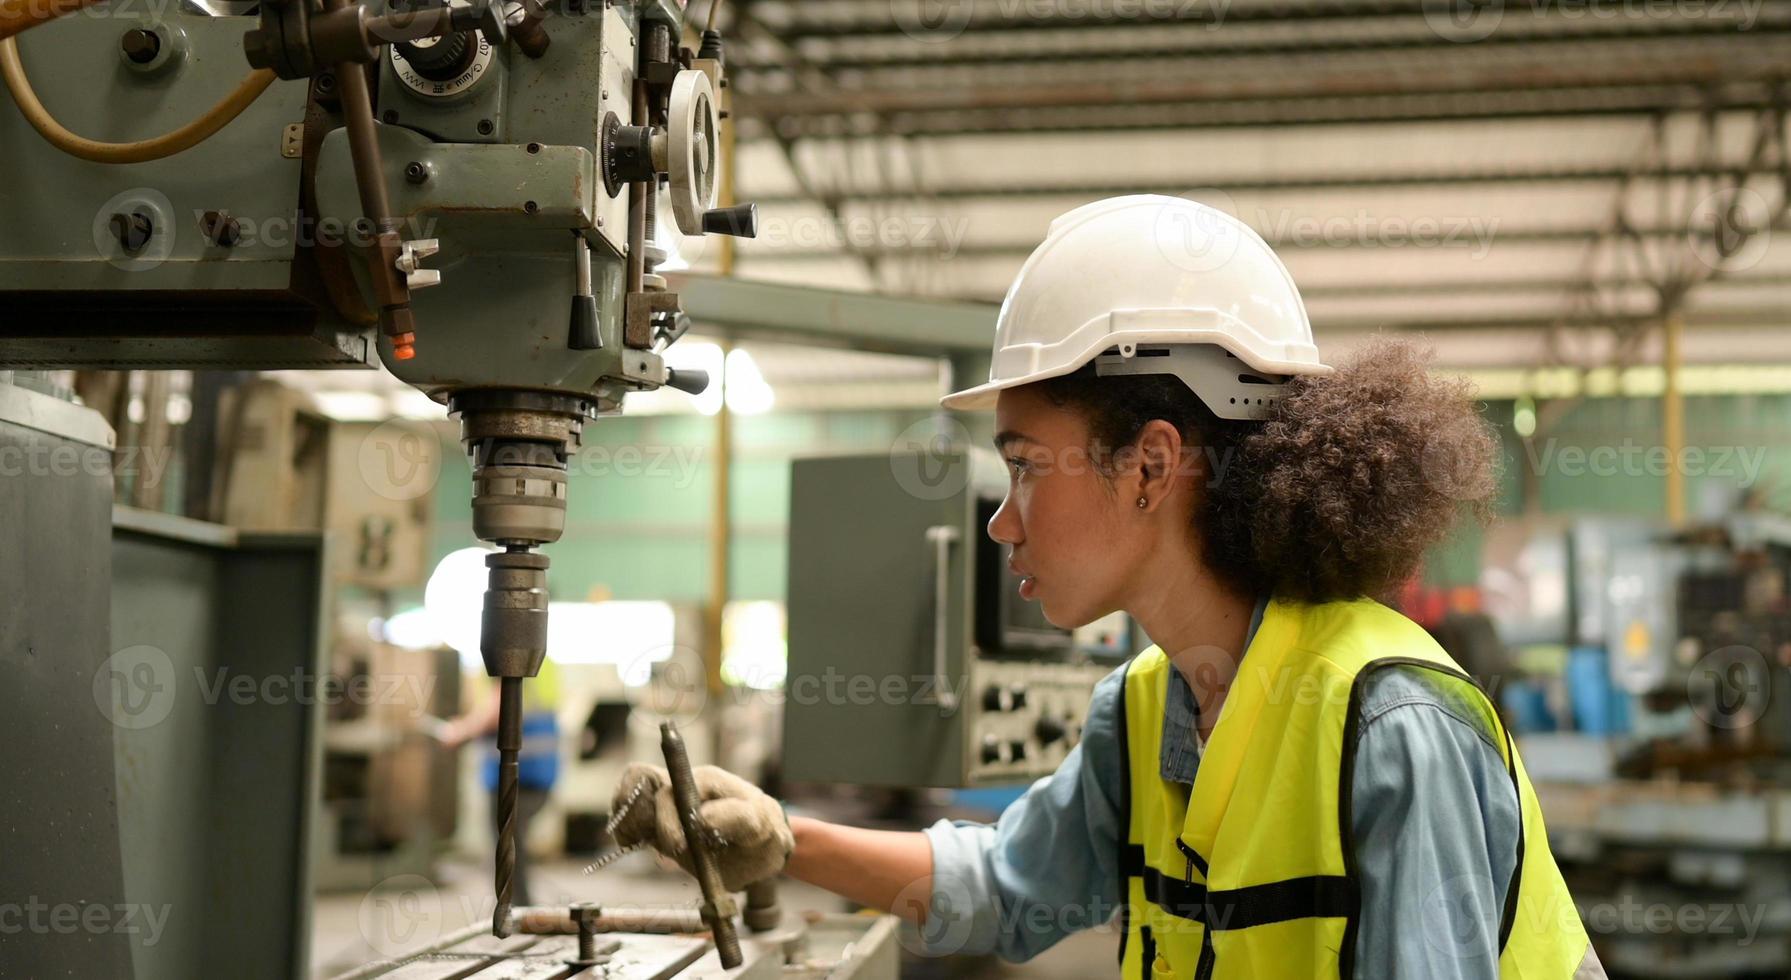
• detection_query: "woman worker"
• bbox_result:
[611,195,1604,979]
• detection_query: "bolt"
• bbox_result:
[108,211,153,254]
[315,72,336,95]
[523,201,538,214]
[404,161,429,185]
[120,29,160,65]
[382,110,398,124]
[200,210,240,248]
[568,903,601,965]
[477,118,494,136]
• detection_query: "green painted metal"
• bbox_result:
[670,274,996,356]
[108,508,328,980]
[0,14,309,289]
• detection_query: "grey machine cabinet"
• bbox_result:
[783,449,1120,788]
[1,380,327,980]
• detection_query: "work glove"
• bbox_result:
[609,762,793,892]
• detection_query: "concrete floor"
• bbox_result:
[309,851,1116,979]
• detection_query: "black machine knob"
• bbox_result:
[1009,740,1029,762]
[1035,715,1067,746]
[568,295,601,351]
[1009,684,1028,710]
[981,685,1012,712]
[665,367,710,396]
[980,735,1007,765]
[701,204,759,238]
[397,33,474,81]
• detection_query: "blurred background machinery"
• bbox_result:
[783,449,1127,788]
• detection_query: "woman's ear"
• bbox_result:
[1133,419,1186,508]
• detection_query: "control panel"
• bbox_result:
[966,658,1112,782]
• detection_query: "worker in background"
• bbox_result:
[609,195,1605,978]
[441,657,561,906]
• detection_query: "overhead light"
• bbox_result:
[313,390,391,422]
[725,348,775,415]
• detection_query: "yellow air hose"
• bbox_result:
[0,33,278,164]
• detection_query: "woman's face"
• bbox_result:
[987,386,1140,629]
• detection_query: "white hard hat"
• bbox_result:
[941,194,1332,420]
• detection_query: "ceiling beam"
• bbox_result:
[739,164,1789,204]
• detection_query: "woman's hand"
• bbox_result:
[609,763,794,891]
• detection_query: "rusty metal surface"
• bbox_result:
[340,929,710,979]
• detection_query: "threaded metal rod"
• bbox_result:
[660,722,741,968]
[492,676,523,937]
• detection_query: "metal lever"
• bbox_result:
[396,238,440,290]
[700,204,758,238]
[660,722,742,969]
[925,524,961,713]
[569,234,602,350]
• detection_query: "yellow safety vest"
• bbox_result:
[1117,596,1590,979]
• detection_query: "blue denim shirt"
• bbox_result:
[922,597,1523,978]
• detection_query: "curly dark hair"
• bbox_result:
[1036,338,1499,603]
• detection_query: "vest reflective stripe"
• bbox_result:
[1115,597,1590,979]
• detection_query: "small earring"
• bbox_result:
[1136,496,1148,509]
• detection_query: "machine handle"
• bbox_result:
[925,524,961,713]
[665,367,709,395]
[701,204,758,238]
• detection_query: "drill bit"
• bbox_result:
[492,675,523,937]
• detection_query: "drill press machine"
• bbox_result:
[0,0,806,964]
